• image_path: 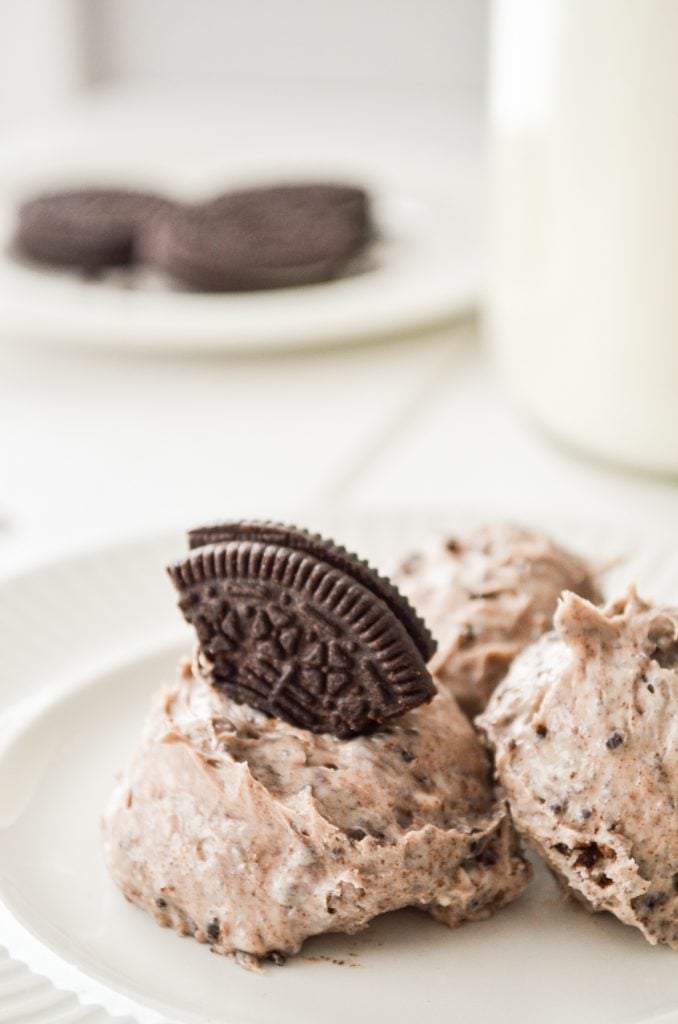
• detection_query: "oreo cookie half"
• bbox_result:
[168,521,436,738]
[187,521,436,663]
[144,183,372,292]
[14,188,169,271]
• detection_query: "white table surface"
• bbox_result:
[2,317,678,579]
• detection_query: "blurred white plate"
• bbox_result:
[0,509,677,1024]
[0,88,483,354]
[0,175,479,355]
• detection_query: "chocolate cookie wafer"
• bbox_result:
[14,188,170,271]
[144,183,372,292]
[168,521,436,737]
[187,520,435,662]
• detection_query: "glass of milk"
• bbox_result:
[487,0,678,475]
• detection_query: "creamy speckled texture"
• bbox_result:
[103,661,529,963]
[394,524,601,717]
[479,587,678,949]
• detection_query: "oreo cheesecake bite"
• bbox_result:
[103,521,530,966]
[394,524,602,718]
[479,587,678,950]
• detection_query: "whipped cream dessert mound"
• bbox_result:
[103,660,530,963]
[479,586,678,949]
[394,524,601,717]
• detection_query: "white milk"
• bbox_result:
[488,0,678,474]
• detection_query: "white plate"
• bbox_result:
[0,89,482,354]
[0,509,677,1024]
[0,166,479,355]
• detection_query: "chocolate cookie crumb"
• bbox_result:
[574,842,602,869]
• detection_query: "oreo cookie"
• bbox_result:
[188,521,436,663]
[14,188,169,271]
[144,183,372,292]
[168,521,436,738]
